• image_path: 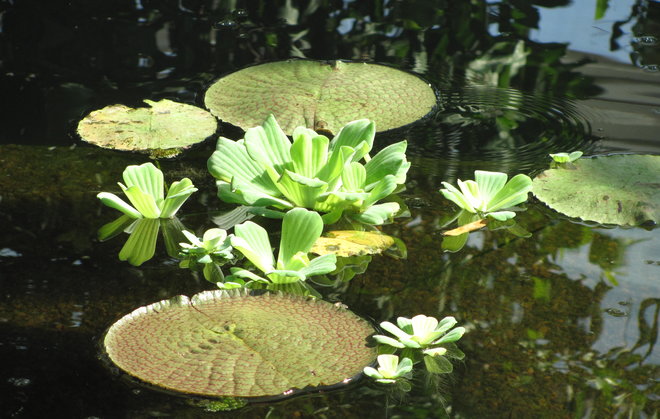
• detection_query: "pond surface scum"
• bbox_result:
[1,1,659,417]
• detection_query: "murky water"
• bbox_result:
[1,1,659,417]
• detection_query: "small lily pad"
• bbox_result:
[204,60,437,134]
[103,289,376,399]
[532,154,660,226]
[311,230,396,257]
[77,99,217,156]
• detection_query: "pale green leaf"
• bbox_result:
[277,208,324,269]
[424,355,453,374]
[232,221,275,273]
[122,163,164,202]
[160,178,197,218]
[121,186,162,218]
[98,214,136,241]
[487,174,532,211]
[329,119,375,161]
[97,192,143,219]
[341,162,367,192]
[160,217,187,258]
[118,218,160,266]
[439,183,476,213]
[364,141,408,189]
[290,130,329,178]
[364,175,398,207]
[474,170,508,205]
[244,115,292,173]
[299,254,337,277]
[208,137,280,197]
[351,202,399,225]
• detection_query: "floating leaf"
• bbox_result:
[532,154,660,226]
[443,218,488,236]
[103,289,376,398]
[77,99,217,156]
[204,60,437,135]
[311,230,396,257]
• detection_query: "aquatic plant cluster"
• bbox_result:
[94,105,568,398]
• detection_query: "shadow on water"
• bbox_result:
[1,0,659,417]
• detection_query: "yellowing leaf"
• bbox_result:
[443,219,488,236]
[311,230,396,257]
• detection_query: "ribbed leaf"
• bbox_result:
[487,174,532,211]
[277,208,324,270]
[277,170,328,208]
[217,180,294,209]
[380,321,410,341]
[457,180,482,211]
[118,218,160,266]
[290,131,329,178]
[226,267,269,283]
[341,162,366,192]
[122,163,164,202]
[160,217,187,258]
[424,355,453,374]
[98,215,136,241]
[433,327,466,344]
[244,115,292,173]
[265,269,306,284]
[121,186,162,218]
[474,170,508,206]
[160,178,197,218]
[208,137,280,197]
[373,335,406,348]
[440,183,474,213]
[364,141,408,189]
[97,192,143,219]
[364,175,397,207]
[329,119,375,162]
[317,145,355,184]
[299,254,337,277]
[351,202,399,225]
[232,221,275,273]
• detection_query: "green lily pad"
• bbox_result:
[103,289,376,398]
[204,60,437,135]
[532,154,660,226]
[77,99,217,156]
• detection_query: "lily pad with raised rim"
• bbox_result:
[532,154,660,226]
[77,99,217,156]
[204,60,437,134]
[103,289,376,399]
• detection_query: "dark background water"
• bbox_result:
[1,0,659,417]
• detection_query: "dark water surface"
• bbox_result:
[1,1,659,417]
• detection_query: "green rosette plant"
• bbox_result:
[226,208,338,286]
[550,151,583,163]
[372,314,466,376]
[97,162,197,219]
[207,115,409,225]
[440,170,532,221]
[363,354,413,384]
[179,228,236,284]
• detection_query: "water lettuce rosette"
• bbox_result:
[207,115,409,225]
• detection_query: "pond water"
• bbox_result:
[1,1,659,417]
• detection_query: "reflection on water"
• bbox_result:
[403,85,595,178]
[0,0,659,417]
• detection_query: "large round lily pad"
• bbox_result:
[103,289,376,398]
[77,99,217,155]
[532,154,660,226]
[204,59,437,134]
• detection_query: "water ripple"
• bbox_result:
[399,86,598,180]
